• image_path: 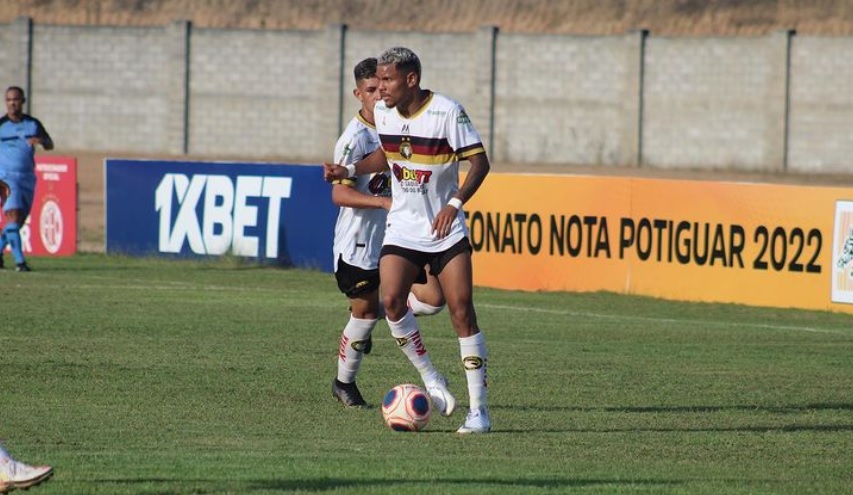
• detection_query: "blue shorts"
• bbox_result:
[0,173,36,216]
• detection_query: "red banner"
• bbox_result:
[1,156,77,256]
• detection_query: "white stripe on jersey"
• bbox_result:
[375,92,485,253]
[332,113,391,272]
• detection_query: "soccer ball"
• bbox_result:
[381,383,432,432]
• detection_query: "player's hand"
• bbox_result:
[431,205,458,239]
[323,162,346,182]
[378,196,392,210]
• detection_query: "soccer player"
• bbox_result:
[0,86,53,271]
[324,47,492,433]
[0,442,53,492]
[330,57,446,408]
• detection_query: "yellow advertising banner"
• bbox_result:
[463,173,853,314]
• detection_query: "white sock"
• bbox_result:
[459,332,488,410]
[407,292,445,316]
[336,316,377,384]
[387,310,441,385]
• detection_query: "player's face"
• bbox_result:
[355,76,381,111]
[377,63,410,109]
[5,89,24,120]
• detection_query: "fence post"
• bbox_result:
[623,28,648,168]
[475,25,499,159]
[766,29,795,172]
[167,19,191,155]
[10,16,34,111]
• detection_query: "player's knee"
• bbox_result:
[382,292,409,320]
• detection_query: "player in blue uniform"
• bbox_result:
[0,86,53,271]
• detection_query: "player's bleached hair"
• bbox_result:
[378,47,421,78]
[353,57,377,83]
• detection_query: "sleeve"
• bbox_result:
[35,118,52,141]
[447,103,485,160]
[332,128,370,187]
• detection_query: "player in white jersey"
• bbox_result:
[330,57,446,408]
[324,47,492,433]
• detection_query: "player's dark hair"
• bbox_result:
[5,86,25,100]
[378,47,421,79]
[353,57,378,83]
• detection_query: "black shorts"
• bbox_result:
[335,256,380,298]
[380,237,472,277]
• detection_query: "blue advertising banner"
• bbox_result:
[105,159,337,271]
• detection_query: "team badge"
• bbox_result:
[400,140,413,160]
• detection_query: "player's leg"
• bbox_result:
[0,442,53,492]
[433,241,490,433]
[331,259,381,407]
[408,268,446,316]
[380,249,456,416]
[0,180,7,269]
[2,181,32,272]
[2,208,28,271]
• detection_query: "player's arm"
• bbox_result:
[331,183,391,210]
[323,147,387,182]
[432,151,490,239]
[454,151,490,205]
[28,120,53,150]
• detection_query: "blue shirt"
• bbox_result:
[0,114,50,179]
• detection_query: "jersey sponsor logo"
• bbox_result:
[155,173,292,258]
[456,111,471,124]
[392,163,432,194]
[401,124,410,134]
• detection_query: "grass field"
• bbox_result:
[2,254,853,494]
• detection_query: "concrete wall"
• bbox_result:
[788,35,853,174]
[0,19,850,175]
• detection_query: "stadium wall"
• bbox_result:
[1,19,852,173]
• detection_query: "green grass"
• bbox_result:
[2,254,853,494]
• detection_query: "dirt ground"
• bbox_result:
[5,0,853,36]
[64,149,853,254]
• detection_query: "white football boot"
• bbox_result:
[457,407,491,434]
[0,459,53,492]
[426,375,457,417]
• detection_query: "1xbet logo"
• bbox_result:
[155,173,292,257]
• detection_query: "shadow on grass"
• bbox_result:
[84,476,680,494]
[250,476,681,492]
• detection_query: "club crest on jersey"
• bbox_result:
[399,140,413,159]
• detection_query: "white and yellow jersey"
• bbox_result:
[375,92,485,252]
[332,112,391,271]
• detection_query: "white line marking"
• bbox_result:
[479,303,848,335]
